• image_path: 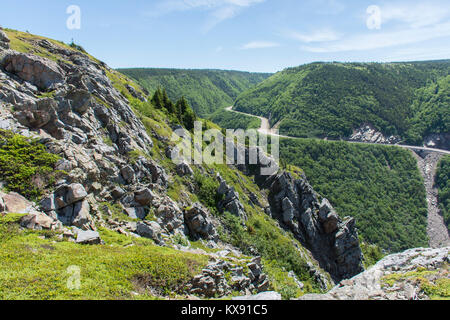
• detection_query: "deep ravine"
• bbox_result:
[412,151,450,248]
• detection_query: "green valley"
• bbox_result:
[234,61,449,145]
[119,68,271,118]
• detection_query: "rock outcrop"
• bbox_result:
[300,247,449,300]
[260,171,364,282]
[0,51,65,91]
[187,257,270,298]
[217,174,247,221]
[0,28,10,50]
[424,133,450,151]
[349,124,401,145]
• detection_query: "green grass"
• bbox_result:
[382,265,450,300]
[0,214,208,300]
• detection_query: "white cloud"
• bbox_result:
[284,29,342,43]
[380,2,450,28]
[147,0,265,31]
[302,21,450,53]
[241,41,280,49]
[381,45,450,62]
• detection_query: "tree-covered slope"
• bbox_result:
[119,68,271,118]
[280,138,428,252]
[436,156,450,232]
[235,61,450,144]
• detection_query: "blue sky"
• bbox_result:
[1,0,450,72]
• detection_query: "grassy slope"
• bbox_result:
[234,61,449,143]
[0,30,330,299]
[280,138,428,252]
[118,68,271,118]
[0,214,208,300]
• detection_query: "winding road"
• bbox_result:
[226,106,450,247]
[225,106,450,155]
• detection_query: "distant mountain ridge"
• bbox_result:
[234,60,450,147]
[118,68,271,118]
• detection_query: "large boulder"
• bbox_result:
[65,89,93,114]
[184,204,218,241]
[13,98,58,129]
[134,188,155,206]
[136,221,163,244]
[0,51,65,90]
[2,192,33,214]
[66,184,88,205]
[20,211,57,230]
[75,230,102,245]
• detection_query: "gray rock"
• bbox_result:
[120,165,135,184]
[232,291,282,301]
[134,188,155,206]
[2,192,33,214]
[184,203,218,241]
[76,230,101,245]
[300,247,450,300]
[0,51,65,90]
[136,221,163,243]
[72,199,93,230]
[66,184,88,205]
[176,161,194,177]
[124,207,148,220]
[111,186,126,200]
[0,30,10,49]
[20,212,55,230]
[65,89,92,114]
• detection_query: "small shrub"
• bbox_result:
[0,130,60,199]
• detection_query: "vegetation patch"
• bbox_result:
[0,214,208,300]
[0,130,61,200]
[119,68,271,118]
[436,155,450,231]
[280,138,428,252]
[234,61,449,143]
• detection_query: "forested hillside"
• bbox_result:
[119,68,271,118]
[280,138,429,252]
[235,61,449,144]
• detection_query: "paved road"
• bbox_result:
[225,106,450,155]
[226,105,450,247]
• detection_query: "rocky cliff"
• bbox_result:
[0,28,365,299]
[300,247,449,300]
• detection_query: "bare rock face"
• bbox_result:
[349,124,401,145]
[424,133,450,151]
[300,247,449,300]
[259,171,364,282]
[217,174,247,221]
[0,51,65,90]
[0,29,10,50]
[184,203,218,241]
